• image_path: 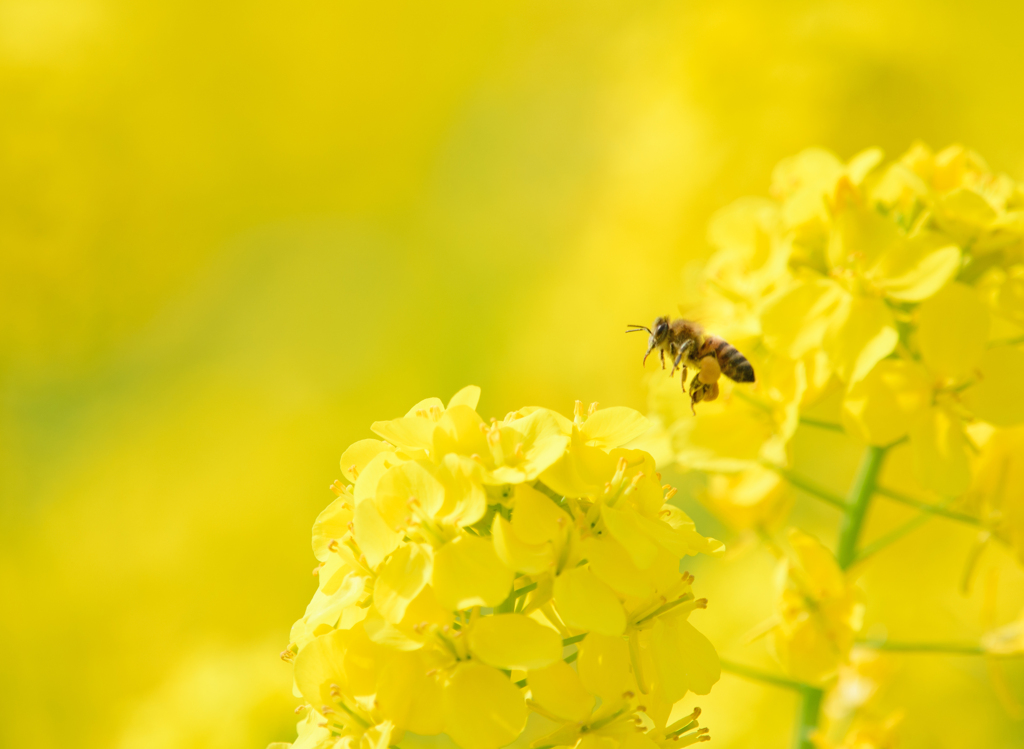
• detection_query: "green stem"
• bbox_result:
[720,659,815,692]
[857,640,985,655]
[836,446,887,569]
[793,688,824,749]
[798,416,845,433]
[873,486,983,527]
[989,333,1024,348]
[762,462,848,510]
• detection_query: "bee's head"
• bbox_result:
[626,317,672,366]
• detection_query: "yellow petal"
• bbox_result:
[377,652,444,735]
[305,571,365,631]
[443,662,527,749]
[827,198,904,271]
[705,467,789,530]
[371,416,439,451]
[400,584,455,633]
[600,504,658,569]
[824,294,898,384]
[295,625,386,706]
[312,496,354,561]
[491,408,571,482]
[657,506,727,557]
[432,405,491,460]
[405,397,446,417]
[553,567,625,636]
[705,197,790,296]
[353,498,401,570]
[576,737,618,749]
[773,147,845,195]
[373,543,433,624]
[936,186,998,241]
[353,451,405,505]
[787,529,845,598]
[644,615,720,701]
[670,398,776,472]
[580,407,651,449]
[340,439,394,484]
[432,535,514,610]
[512,483,570,544]
[917,282,989,379]
[435,454,488,527]
[770,613,844,684]
[526,661,594,723]
[842,359,932,446]
[963,346,1024,426]
[468,613,562,670]
[909,406,972,496]
[540,427,617,497]
[871,232,961,302]
[761,279,846,359]
[577,632,633,703]
[376,460,446,530]
[582,537,653,599]
[360,722,395,749]
[447,385,482,411]
[491,514,556,576]
[707,196,779,252]
[847,147,883,184]
[363,607,423,652]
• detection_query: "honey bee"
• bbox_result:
[627,316,755,412]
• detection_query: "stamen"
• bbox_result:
[664,487,678,501]
[588,402,599,416]
[330,480,345,496]
[280,649,295,662]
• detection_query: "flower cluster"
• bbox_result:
[648,142,1024,504]
[273,387,724,749]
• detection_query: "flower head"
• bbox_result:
[274,389,724,749]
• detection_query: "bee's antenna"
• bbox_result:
[626,324,651,334]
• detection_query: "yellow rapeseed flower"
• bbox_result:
[769,530,863,684]
[273,389,724,749]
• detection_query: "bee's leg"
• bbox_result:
[660,349,666,370]
[670,340,692,376]
[688,372,708,415]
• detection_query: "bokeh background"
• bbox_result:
[3,1,1024,747]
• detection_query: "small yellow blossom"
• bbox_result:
[769,530,863,683]
[273,389,724,749]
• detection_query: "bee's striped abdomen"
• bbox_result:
[700,336,755,383]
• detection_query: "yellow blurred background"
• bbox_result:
[2,1,1024,747]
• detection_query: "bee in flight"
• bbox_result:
[627,316,755,413]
